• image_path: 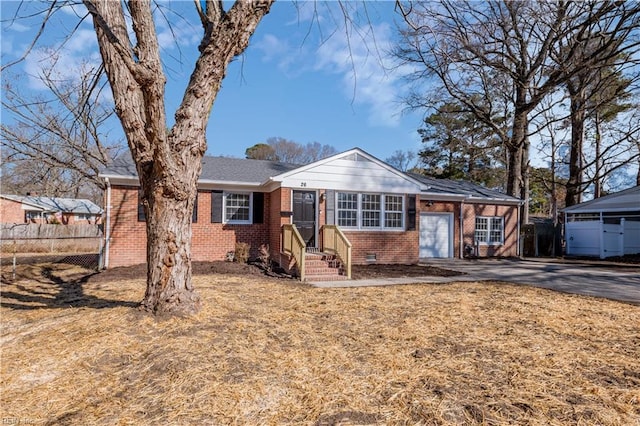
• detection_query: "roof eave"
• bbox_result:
[465,196,523,205]
[420,191,466,201]
[197,179,263,189]
[563,207,640,214]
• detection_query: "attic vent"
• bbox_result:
[344,153,372,162]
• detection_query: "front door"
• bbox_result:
[293,190,316,247]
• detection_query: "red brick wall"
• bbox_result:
[0,198,26,223]
[106,185,520,268]
[461,203,519,257]
[106,186,272,268]
[320,191,419,265]
[419,199,519,258]
[106,186,146,267]
[191,191,270,262]
[265,189,288,260]
[344,230,419,265]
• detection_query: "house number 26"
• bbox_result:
[300,182,307,187]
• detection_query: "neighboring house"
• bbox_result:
[99,148,522,279]
[0,194,103,225]
[563,185,640,258]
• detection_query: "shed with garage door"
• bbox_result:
[563,185,640,259]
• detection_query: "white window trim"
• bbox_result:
[361,193,381,229]
[383,194,405,230]
[223,192,253,224]
[336,192,405,231]
[475,216,504,245]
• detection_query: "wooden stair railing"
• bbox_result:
[321,225,352,280]
[282,224,306,281]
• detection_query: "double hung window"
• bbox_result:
[475,217,504,244]
[224,192,251,224]
[336,192,404,230]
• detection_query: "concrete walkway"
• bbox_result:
[309,258,640,305]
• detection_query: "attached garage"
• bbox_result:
[564,186,640,259]
[412,174,522,259]
[419,213,454,258]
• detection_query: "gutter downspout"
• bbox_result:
[459,200,464,258]
[104,177,111,269]
[517,200,522,258]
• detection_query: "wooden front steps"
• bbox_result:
[303,251,348,282]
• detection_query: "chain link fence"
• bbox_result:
[1,224,104,275]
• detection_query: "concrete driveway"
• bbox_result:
[311,258,640,305]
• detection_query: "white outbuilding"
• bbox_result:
[563,185,640,258]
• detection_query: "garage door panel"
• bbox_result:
[420,213,453,258]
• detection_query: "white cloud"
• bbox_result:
[314,21,407,127]
[22,25,102,94]
[5,22,30,32]
[24,45,99,90]
[253,33,303,73]
[63,28,99,54]
[256,2,414,128]
[285,2,325,26]
[59,2,88,17]
[156,14,201,52]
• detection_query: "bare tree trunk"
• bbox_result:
[566,84,586,207]
[84,0,273,315]
[594,110,602,198]
[637,140,640,186]
[636,139,640,186]
[550,135,559,225]
[507,104,528,198]
[521,137,530,225]
[140,183,199,315]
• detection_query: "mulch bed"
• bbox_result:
[83,260,462,284]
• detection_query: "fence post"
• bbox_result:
[12,234,16,281]
[98,238,104,271]
[620,218,626,256]
[599,219,605,259]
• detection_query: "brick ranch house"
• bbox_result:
[99,148,521,280]
[0,194,103,225]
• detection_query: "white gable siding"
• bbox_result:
[280,158,421,193]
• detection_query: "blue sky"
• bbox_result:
[1,1,425,162]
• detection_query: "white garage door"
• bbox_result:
[420,213,453,258]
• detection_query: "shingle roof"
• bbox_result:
[409,173,521,203]
[100,153,300,184]
[1,195,103,214]
[200,156,300,183]
[563,185,640,213]
[99,151,521,203]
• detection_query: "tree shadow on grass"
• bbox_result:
[0,265,139,310]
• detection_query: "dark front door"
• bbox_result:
[293,190,316,247]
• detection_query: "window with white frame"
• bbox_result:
[75,213,92,221]
[25,211,42,221]
[224,192,251,224]
[475,216,503,244]
[384,195,403,228]
[337,193,358,227]
[336,192,404,230]
[361,194,381,228]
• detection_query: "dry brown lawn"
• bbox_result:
[1,262,639,425]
